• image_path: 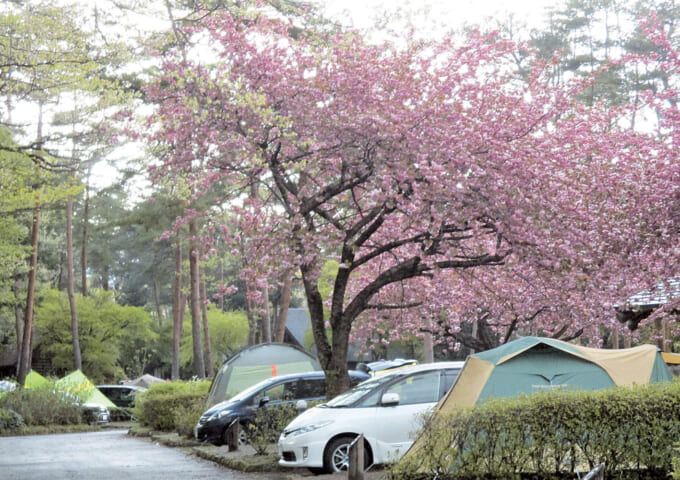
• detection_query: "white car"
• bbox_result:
[277,361,464,473]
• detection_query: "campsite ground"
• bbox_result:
[128,423,389,480]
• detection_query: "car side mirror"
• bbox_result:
[258,396,270,407]
[381,392,400,406]
[295,399,308,412]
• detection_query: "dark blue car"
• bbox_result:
[195,370,369,445]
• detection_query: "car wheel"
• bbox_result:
[323,436,372,473]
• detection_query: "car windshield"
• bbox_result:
[225,378,283,403]
[325,375,397,407]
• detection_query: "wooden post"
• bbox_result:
[226,418,240,451]
[348,434,364,480]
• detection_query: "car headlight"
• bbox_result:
[209,410,232,421]
[285,420,333,438]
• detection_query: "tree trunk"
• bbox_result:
[301,263,351,398]
[189,218,205,378]
[102,265,109,291]
[200,275,214,377]
[153,279,164,328]
[171,234,183,380]
[262,284,271,343]
[17,206,40,386]
[218,261,224,311]
[81,179,90,296]
[67,189,82,371]
[13,275,24,371]
[273,270,292,343]
[245,277,258,345]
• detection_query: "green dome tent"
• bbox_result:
[403,337,673,466]
[56,370,116,408]
[206,343,321,406]
[437,336,672,410]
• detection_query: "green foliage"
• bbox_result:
[35,289,157,382]
[133,380,210,432]
[180,307,248,375]
[0,407,24,434]
[673,443,680,480]
[109,407,135,422]
[247,403,299,455]
[174,402,206,438]
[0,386,83,426]
[395,382,680,479]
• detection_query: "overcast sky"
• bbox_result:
[317,0,561,31]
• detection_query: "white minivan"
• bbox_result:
[277,361,464,473]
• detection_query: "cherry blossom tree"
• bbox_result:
[141,7,679,395]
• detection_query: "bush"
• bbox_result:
[394,381,680,479]
[0,386,84,426]
[247,403,299,455]
[109,407,135,422]
[134,380,210,432]
[0,408,24,433]
[175,402,206,438]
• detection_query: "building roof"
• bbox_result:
[620,278,680,309]
[616,277,680,330]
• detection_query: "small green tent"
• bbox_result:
[437,336,672,411]
[206,343,321,406]
[56,370,116,408]
[24,370,50,389]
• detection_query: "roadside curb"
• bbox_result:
[126,427,388,479]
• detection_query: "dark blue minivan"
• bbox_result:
[195,370,369,445]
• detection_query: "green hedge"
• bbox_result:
[393,381,680,479]
[134,380,210,433]
[0,408,24,434]
[0,386,84,426]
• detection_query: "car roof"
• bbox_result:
[255,369,368,385]
[96,384,147,391]
[374,361,465,377]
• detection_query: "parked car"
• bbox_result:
[81,402,111,425]
[195,370,370,446]
[356,358,418,376]
[96,384,147,408]
[277,361,464,473]
[57,391,110,425]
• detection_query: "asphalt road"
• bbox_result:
[0,429,277,480]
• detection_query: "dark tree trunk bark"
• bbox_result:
[262,284,271,343]
[17,207,40,386]
[153,279,164,328]
[102,265,109,291]
[171,234,183,380]
[189,218,205,378]
[200,275,214,377]
[245,277,258,346]
[67,190,82,371]
[274,270,292,343]
[81,180,90,296]
[14,275,24,371]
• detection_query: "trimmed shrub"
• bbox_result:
[0,386,83,426]
[247,403,299,455]
[134,380,210,432]
[0,408,24,434]
[394,381,680,479]
[175,402,206,438]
